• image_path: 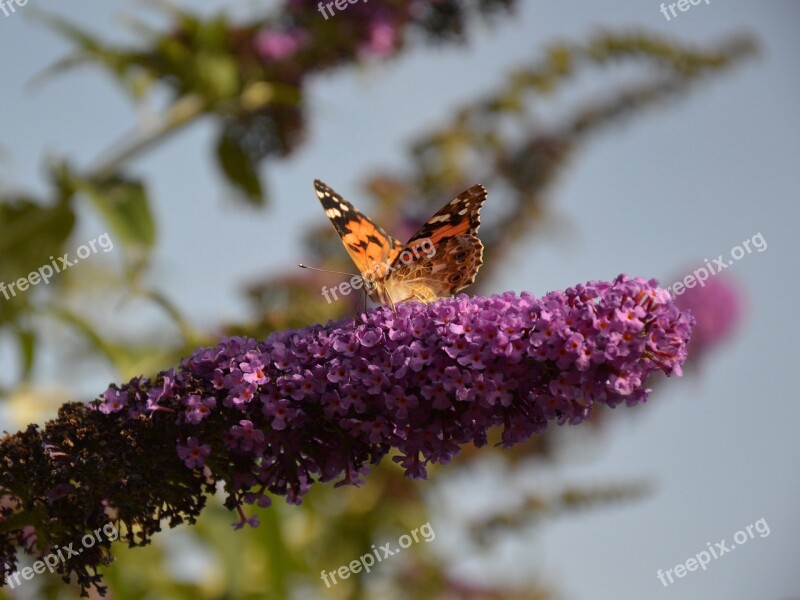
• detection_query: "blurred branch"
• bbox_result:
[470,482,652,545]
[87,94,207,181]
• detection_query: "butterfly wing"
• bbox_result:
[314,179,402,277]
[384,184,486,304]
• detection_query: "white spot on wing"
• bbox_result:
[325,208,342,218]
[428,214,451,223]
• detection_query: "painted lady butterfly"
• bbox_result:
[314,179,486,308]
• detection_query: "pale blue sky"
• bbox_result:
[1,1,798,598]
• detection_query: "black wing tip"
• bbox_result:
[314,179,340,203]
[466,183,487,198]
[465,186,487,228]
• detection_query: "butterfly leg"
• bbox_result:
[355,289,370,323]
[392,292,424,305]
[350,291,367,325]
[394,288,437,305]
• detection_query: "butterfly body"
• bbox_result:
[314,179,486,308]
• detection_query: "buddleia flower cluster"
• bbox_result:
[0,275,692,595]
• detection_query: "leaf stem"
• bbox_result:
[86,94,207,181]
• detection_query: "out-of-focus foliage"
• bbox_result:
[0,0,754,597]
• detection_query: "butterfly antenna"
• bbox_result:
[298,264,359,277]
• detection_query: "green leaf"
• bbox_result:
[195,15,231,50]
[36,12,106,55]
[47,307,128,374]
[78,176,156,255]
[0,195,76,324]
[125,287,201,347]
[194,51,239,100]
[15,326,36,380]
[216,128,265,205]
[32,12,136,88]
[252,503,297,597]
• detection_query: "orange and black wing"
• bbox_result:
[401,184,486,250]
[386,184,487,301]
[314,179,402,276]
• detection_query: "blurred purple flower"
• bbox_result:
[254,28,307,61]
[673,273,743,359]
[360,20,398,57]
[47,483,76,502]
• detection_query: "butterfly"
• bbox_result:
[314,179,487,309]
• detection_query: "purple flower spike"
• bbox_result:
[0,276,692,594]
[121,274,693,490]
